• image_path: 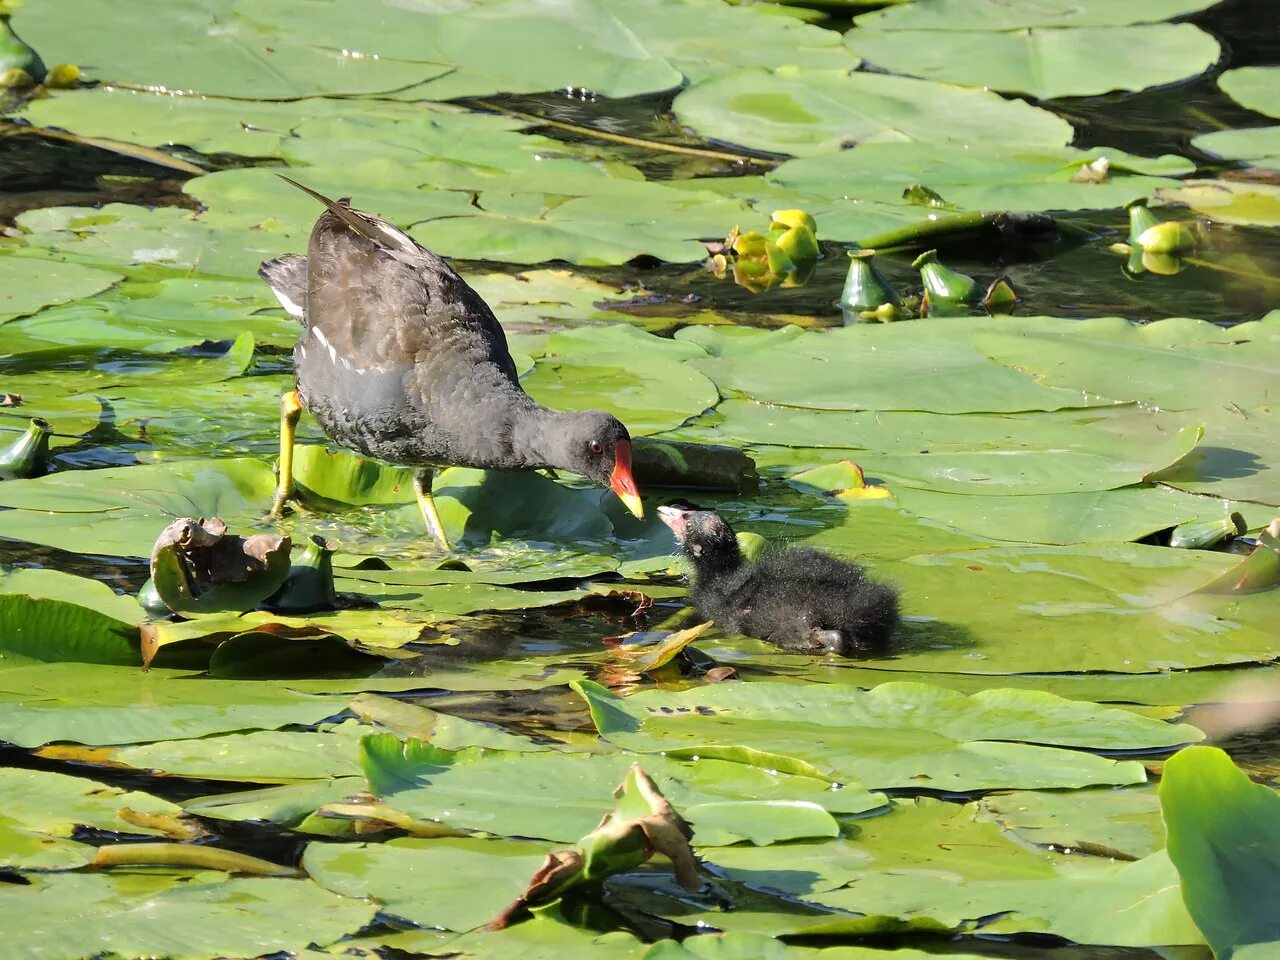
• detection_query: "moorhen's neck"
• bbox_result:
[509,401,574,470]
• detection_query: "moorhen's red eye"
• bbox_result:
[590,440,604,455]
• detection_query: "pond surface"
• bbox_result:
[1,0,1279,957]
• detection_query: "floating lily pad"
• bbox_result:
[854,0,1224,30]
[0,568,142,668]
[806,517,1280,673]
[1161,746,1280,958]
[773,142,1193,213]
[9,0,449,97]
[574,680,1194,791]
[807,800,1202,947]
[1157,179,1280,227]
[1192,126,1280,172]
[889,485,1257,545]
[0,662,348,747]
[114,721,366,783]
[305,837,552,932]
[679,321,1121,414]
[417,0,858,100]
[672,67,1072,157]
[360,734,885,844]
[0,256,122,323]
[978,787,1165,859]
[0,872,377,960]
[844,24,1219,100]
[1218,66,1280,119]
[0,767,195,846]
[971,313,1280,412]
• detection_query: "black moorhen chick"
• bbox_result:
[657,504,899,656]
[258,178,644,550]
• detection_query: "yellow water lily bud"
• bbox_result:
[773,223,819,264]
[1141,251,1185,276]
[769,209,817,235]
[43,63,79,88]
[731,230,769,258]
[1136,220,1198,255]
[0,67,33,88]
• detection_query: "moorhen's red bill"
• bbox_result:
[657,504,899,656]
[259,177,644,549]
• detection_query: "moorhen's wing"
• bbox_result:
[288,179,520,384]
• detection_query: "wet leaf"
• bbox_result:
[0,256,121,323]
[0,872,376,960]
[1218,66,1280,119]
[306,836,553,933]
[360,733,885,844]
[0,662,347,747]
[1160,746,1280,958]
[845,24,1219,100]
[574,680,1197,791]
[673,67,1072,157]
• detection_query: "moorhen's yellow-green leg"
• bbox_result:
[269,390,303,519]
[413,467,452,552]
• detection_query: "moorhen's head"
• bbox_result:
[657,503,742,576]
[550,410,643,519]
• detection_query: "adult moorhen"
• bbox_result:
[657,504,899,656]
[259,178,644,550]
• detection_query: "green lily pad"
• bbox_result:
[183,777,367,827]
[5,277,293,353]
[854,0,1224,30]
[1218,66,1280,119]
[679,322,1121,414]
[0,568,142,668]
[416,0,858,100]
[888,485,1256,545]
[0,256,122,323]
[574,680,1194,791]
[521,325,717,434]
[16,203,311,281]
[807,800,1202,946]
[977,787,1165,859]
[350,693,548,752]
[844,24,1219,100]
[1193,126,1280,171]
[9,0,449,97]
[360,733,885,844]
[1157,179,1280,227]
[970,313,1280,413]
[0,872,376,960]
[1160,746,1280,959]
[305,837,552,932]
[0,766,193,845]
[805,515,1280,673]
[0,662,348,747]
[772,142,1193,213]
[410,908,647,960]
[113,720,366,783]
[672,66,1072,157]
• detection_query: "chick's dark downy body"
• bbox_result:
[658,505,899,656]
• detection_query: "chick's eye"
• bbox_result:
[589,440,604,455]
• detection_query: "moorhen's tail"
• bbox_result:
[277,175,421,257]
[259,254,308,321]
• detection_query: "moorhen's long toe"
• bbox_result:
[259,177,644,550]
[658,504,900,657]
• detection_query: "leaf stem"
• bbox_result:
[90,843,301,877]
[470,99,781,167]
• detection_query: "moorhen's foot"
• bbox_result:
[269,389,304,520]
[414,467,453,552]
